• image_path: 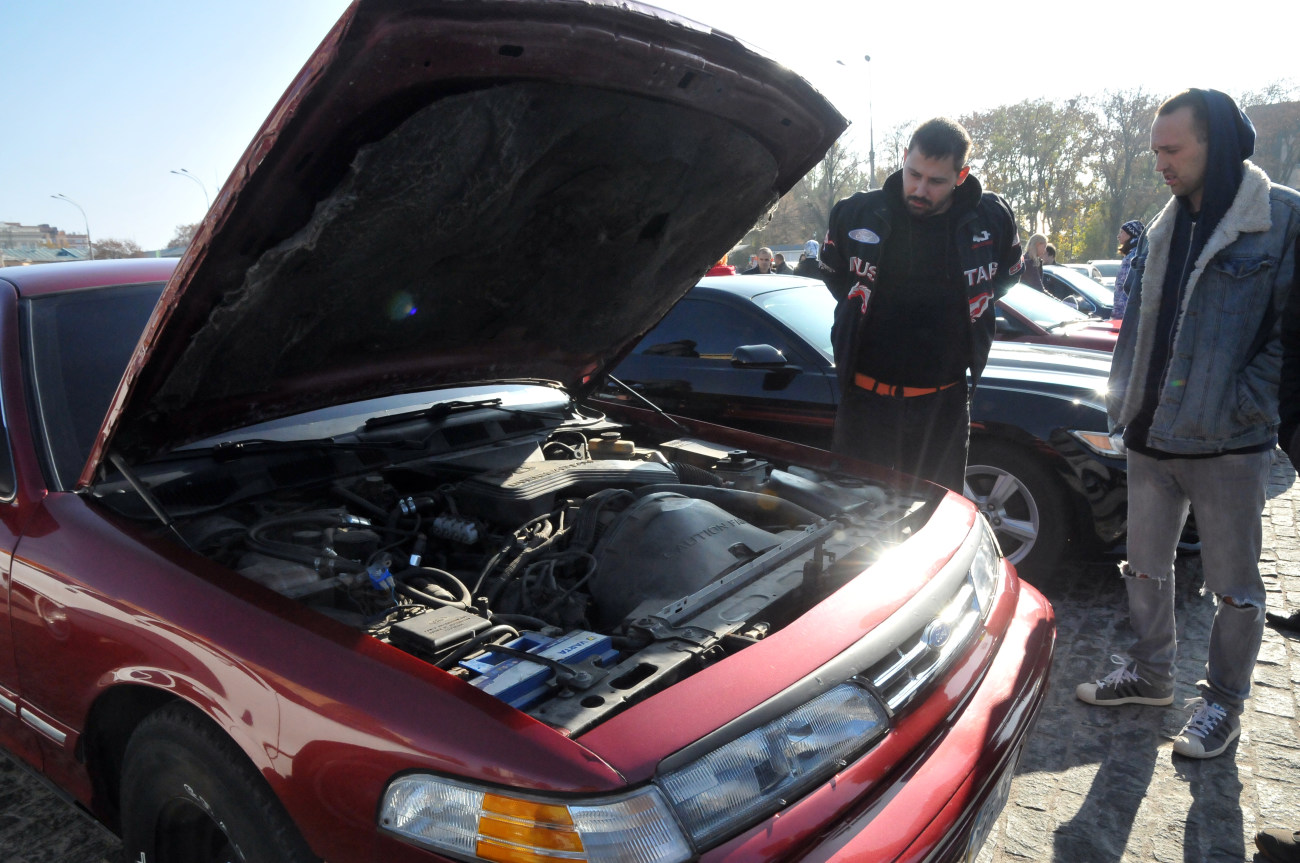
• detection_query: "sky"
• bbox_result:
[5,1,1295,250]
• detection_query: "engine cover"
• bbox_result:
[454,459,678,523]
[589,492,780,627]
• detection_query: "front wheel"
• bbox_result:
[120,702,318,863]
[964,441,1070,579]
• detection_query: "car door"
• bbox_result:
[605,293,839,448]
[0,281,43,767]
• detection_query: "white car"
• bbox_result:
[1088,259,1124,288]
[1063,263,1102,282]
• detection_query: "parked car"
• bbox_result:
[1088,259,1124,288]
[1063,262,1103,282]
[996,283,1119,351]
[1042,264,1117,318]
[599,275,1130,577]
[0,4,1053,863]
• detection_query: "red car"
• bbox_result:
[996,284,1119,352]
[0,2,1054,862]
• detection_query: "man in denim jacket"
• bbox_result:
[1076,89,1300,759]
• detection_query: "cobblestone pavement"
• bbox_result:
[979,450,1300,863]
[2,455,1298,861]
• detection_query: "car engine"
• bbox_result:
[173,425,929,734]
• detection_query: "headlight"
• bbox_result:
[656,681,887,847]
[969,517,1004,620]
[379,778,692,863]
[1070,429,1127,458]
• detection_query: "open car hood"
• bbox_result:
[85,0,845,484]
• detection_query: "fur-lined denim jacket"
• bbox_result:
[1108,162,1300,453]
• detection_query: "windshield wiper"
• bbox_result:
[205,437,419,462]
[363,397,505,431]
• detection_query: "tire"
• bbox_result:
[964,441,1070,579]
[120,702,318,863]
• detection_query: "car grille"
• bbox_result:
[865,571,983,713]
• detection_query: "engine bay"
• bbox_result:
[158,410,931,735]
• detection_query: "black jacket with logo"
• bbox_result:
[820,170,1022,390]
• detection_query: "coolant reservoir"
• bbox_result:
[588,432,635,458]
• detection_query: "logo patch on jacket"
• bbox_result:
[964,262,999,286]
[848,284,872,314]
[848,228,881,244]
[968,290,992,321]
[971,229,993,249]
[849,257,878,282]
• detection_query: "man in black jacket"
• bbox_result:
[819,118,1022,489]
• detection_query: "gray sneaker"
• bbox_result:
[1173,697,1240,759]
[1075,655,1174,706]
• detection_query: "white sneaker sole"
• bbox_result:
[1075,683,1175,706]
[1173,723,1241,759]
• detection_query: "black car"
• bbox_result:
[1042,264,1117,318]
[596,275,1129,576]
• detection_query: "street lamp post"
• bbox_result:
[864,54,875,191]
[170,168,211,211]
[51,193,93,260]
[835,55,877,189]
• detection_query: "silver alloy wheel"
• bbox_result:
[963,463,1040,566]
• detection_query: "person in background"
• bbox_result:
[819,117,1021,489]
[742,247,775,274]
[705,255,736,276]
[1111,219,1146,319]
[1044,243,1058,266]
[1076,89,1300,760]
[794,239,822,278]
[773,253,794,274]
[1020,232,1047,289]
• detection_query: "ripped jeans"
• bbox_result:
[1124,449,1271,713]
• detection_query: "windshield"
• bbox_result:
[1046,266,1115,304]
[1000,284,1092,326]
[751,283,836,360]
[1091,261,1121,277]
[24,282,166,490]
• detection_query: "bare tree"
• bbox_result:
[876,121,914,184]
[750,139,868,251]
[92,238,143,259]
[167,223,200,249]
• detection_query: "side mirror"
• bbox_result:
[731,344,792,369]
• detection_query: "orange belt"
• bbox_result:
[854,372,961,398]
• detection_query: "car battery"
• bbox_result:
[463,630,617,709]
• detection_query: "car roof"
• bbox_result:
[695,273,827,299]
[0,258,178,297]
